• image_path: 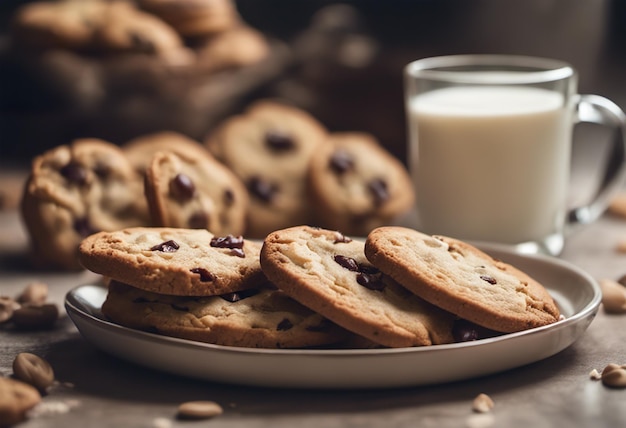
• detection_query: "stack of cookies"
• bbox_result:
[77,225,561,349]
[20,100,415,270]
[9,0,270,70]
[78,227,350,348]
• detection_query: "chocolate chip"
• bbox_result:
[60,162,87,185]
[190,268,215,282]
[357,272,385,291]
[188,211,209,229]
[334,255,386,290]
[359,264,380,275]
[329,150,354,174]
[265,130,295,152]
[150,240,180,252]
[277,318,294,331]
[93,163,111,180]
[334,255,359,272]
[480,275,497,285]
[247,176,278,203]
[453,320,480,342]
[223,189,234,207]
[170,173,196,200]
[368,178,389,206]
[130,31,155,53]
[73,217,96,237]
[452,319,501,342]
[211,235,244,249]
[211,235,245,257]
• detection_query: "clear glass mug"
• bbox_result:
[404,54,626,256]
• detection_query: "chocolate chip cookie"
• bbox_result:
[205,100,328,238]
[260,226,455,347]
[144,150,248,236]
[122,131,212,175]
[10,0,107,51]
[365,227,561,333]
[20,138,149,270]
[93,1,186,57]
[102,280,348,348]
[78,227,266,296]
[195,25,270,72]
[308,132,414,235]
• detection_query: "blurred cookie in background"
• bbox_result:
[308,132,414,236]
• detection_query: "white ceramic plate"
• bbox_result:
[65,245,601,389]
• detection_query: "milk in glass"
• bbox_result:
[408,85,573,244]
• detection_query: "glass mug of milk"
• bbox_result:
[405,55,626,255]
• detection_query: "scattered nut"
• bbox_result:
[601,363,624,376]
[599,279,626,314]
[11,303,58,330]
[177,400,223,420]
[12,353,55,393]
[472,393,495,413]
[0,377,41,426]
[601,364,626,388]
[16,282,48,306]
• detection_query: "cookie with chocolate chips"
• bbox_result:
[122,131,213,175]
[102,280,348,348]
[260,226,455,347]
[205,100,328,238]
[20,139,149,270]
[9,0,108,51]
[308,132,415,235]
[144,149,248,236]
[92,0,193,63]
[364,227,561,333]
[78,227,265,296]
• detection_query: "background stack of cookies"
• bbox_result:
[1,0,290,159]
[19,99,415,271]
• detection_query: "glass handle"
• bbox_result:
[568,94,626,227]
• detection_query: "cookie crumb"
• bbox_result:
[28,399,80,417]
[589,368,602,380]
[472,393,495,413]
